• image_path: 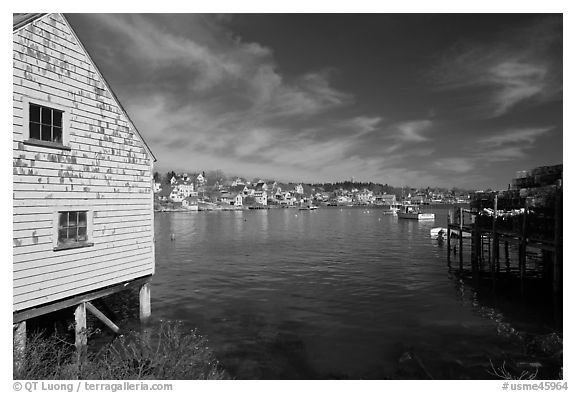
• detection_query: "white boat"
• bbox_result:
[430,227,447,240]
[298,205,318,211]
[397,204,435,220]
[382,204,400,215]
[449,228,471,239]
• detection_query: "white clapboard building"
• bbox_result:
[13,13,156,349]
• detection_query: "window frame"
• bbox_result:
[52,207,94,251]
[23,97,71,151]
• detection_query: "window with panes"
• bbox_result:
[29,103,63,144]
[57,211,88,246]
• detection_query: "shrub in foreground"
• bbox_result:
[14,321,228,380]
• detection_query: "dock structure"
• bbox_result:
[446,165,562,298]
[13,14,156,359]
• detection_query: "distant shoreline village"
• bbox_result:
[154,165,562,213]
[153,171,473,212]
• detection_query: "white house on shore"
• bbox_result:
[169,189,184,203]
[13,13,156,352]
[253,190,268,205]
[182,196,199,211]
[175,179,195,197]
[234,193,243,206]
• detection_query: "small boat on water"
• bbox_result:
[397,204,435,220]
[431,227,471,239]
[430,227,447,240]
[298,205,319,211]
[382,204,400,215]
[449,228,472,239]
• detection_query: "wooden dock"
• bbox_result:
[446,188,562,298]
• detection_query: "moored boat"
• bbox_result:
[430,227,447,239]
[449,228,471,238]
[382,204,400,215]
[298,205,319,211]
[397,204,435,220]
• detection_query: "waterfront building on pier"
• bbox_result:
[13,13,156,355]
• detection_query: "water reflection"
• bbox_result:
[145,207,560,379]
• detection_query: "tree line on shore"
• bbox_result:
[153,169,476,199]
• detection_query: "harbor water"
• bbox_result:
[145,206,560,379]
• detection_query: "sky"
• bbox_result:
[66,13,563,189]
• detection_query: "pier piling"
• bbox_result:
[74,303,87,364]
[519,205,527,296]
[472,219,480,281]
[13,321,26,373]
[459,208,464,271]
[139,282,152,323]
[491,196,498,290]
[504,241,510,273]
[447,212,452,268]
[553,190,562,295]
[445,165,562,301]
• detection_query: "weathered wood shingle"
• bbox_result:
[13,13,156,312]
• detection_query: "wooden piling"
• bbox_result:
[487,236,491,266]
[75,303,87,363]
[495,236,500,273]
[472,216,480,281]
[504,241,510,273]
[139,282,152,354]
[520,208,528,296]
[480,232,485,264]
[13,321,26,373]
[553,190,562,295]
[459,207,464,271]
[139,282,152,323]
[491,195,498,289]
[447,211,452,268]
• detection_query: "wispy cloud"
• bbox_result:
[88,14,350,116]
[488,62,549,116]
[432,125,554,174]
[394,120,432,142]
[431,16,562,117]
[341,116,382,137]
[433,158,475,173]
[479,127,554,146]
[68,14,562,189]
[477,126,554,161]
[477,146,527,162]
[81,14,365,168]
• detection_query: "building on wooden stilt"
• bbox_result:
[13,13,157,358]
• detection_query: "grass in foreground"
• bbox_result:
[14,321,228,380]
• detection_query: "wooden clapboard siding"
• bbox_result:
[13,13,156,313]
[14,227,153,256]
[15,251,153,287]
[14,220,153,248]
[15,267,153,311]
[15,241,152,272]
[14,234,153,265]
